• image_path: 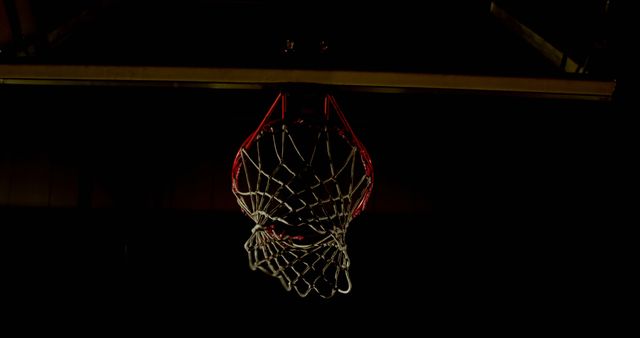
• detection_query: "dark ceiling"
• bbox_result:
[0,0,616,78]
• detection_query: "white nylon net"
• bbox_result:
[232,93,373,298]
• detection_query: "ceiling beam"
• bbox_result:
[490,1,583,73]
[0,64,615,101]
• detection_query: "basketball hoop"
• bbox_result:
[231,92,373,298]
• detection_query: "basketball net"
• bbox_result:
[232,92,373,298]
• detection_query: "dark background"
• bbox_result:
[0,86,614,333]
[1,0,618,334]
